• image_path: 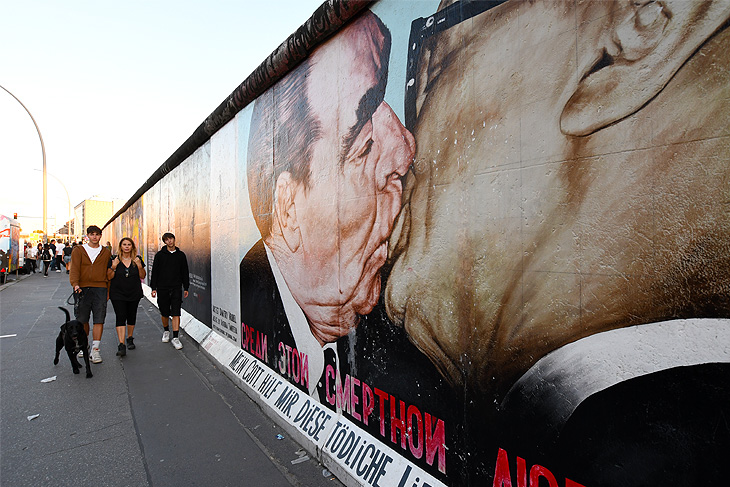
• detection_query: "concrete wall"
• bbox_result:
[107,1,730,485]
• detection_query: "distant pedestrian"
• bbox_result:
[24,244,36,273]
[69,225,111,363]
[150,232,189,350]
[49,239,57,271]
[63,242,73,274]
[31,243,38,272]
[107,237,146,357]
[36,243,43,271]
[55,240,65,273]
[41,243,52,276]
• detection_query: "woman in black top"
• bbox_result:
[107,238,146,357]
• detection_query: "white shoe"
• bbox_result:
[90,347,102,364]
[56,269,62,273]
[171,337,183,350]
[162,331,170,343]
[77,350,84,358]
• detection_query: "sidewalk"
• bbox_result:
[0,270,343,487]
[0,269,32,291]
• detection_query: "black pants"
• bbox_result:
[111,299,141,327]
[43,260,51,275]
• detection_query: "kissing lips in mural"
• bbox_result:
[241,10,415,399]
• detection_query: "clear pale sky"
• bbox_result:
[0,0,325,234]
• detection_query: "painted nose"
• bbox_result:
[372,102,416,193]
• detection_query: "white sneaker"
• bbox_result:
[171,337,183,350]
[78,350,84,358]
[56,269,62,273]
[90,347,102,364]
[161,331,170,343]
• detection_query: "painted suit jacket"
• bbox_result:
[240,239,301,389]
[239,239,348,405]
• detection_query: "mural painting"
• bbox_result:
[144,185,161,284]
[239,1,730,485]
[115,196,145,269]
[0,215,21,273]
[175,145,213,326]
[105,1,729,485]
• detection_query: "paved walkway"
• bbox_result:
[0,270,343,487]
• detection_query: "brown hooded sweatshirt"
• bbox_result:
[69,245,111,289]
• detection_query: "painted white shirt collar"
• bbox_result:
[264,242,338,398]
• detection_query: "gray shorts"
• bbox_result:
[75,287,108,324]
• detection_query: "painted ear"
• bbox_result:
[273,171,301,253]
[561,0,730,136]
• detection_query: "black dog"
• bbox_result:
[54,307,92,378]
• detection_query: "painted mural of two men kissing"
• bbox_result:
[239,0,730,483]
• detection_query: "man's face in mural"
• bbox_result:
[385,0,730,394]
[270,12,415,344]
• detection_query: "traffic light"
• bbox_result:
[13,213,17,219]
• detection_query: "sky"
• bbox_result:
[0,0,326,235]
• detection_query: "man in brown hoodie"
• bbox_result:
[69,225,111,363]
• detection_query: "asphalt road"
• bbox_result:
[0,271,343,487]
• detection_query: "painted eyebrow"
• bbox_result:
[340,83,385,165]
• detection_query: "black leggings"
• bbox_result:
[43,260,51,275]
[111,299,141,327]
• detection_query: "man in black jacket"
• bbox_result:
[150,232,189,350]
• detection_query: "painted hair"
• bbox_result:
[246,11,391,241]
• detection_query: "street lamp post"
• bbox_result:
[0,84,48,240]
[34,169,72,238]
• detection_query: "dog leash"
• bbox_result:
[66,289,85,317]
